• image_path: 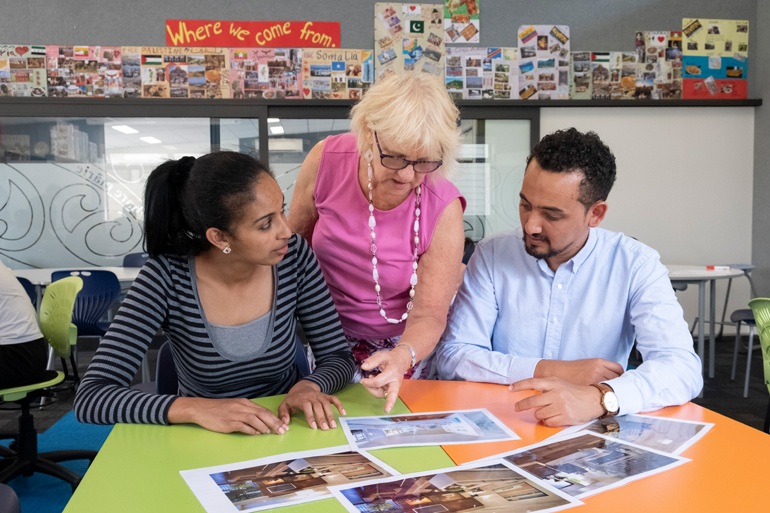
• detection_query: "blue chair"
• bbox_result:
[295,335,310,378]
[16,276,36,305]
[51,270,121,337]
[122,252,149,268]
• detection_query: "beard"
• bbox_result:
[523,233,566,260]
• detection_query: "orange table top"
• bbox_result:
[399,380,770,511]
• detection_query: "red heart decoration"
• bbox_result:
[657,36,665,42]
[15,46,29,56]
[333,93,340,98]
[410,5,416,10]
[303,87,310,96]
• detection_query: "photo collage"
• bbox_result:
[229,48,302,99]
[445,47,518,100]
[443,0,480,44]
[0,45,47,97]
[374,3,445,82]
[634,31,683,100]
[517,25,571,100]
[580,51,635,100]
[121,46,230,99]
[682,18,748,99]
[301,48,373,99]
[45,46,123,98]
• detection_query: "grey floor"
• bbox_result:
[1,334,768,435]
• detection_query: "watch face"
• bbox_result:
[604,391,620,413]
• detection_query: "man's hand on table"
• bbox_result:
[509,377,606,427]
[277,380,346,431]
[534,358,623,386]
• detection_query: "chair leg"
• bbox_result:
[70,352,80,389]
[743,326,754,398]
[718,278,732,339]
[0,445,14,458]
[30,458,82,492]
[0,459,27,484]
[731,321,741,381]
[764,396,770,434]
[39,450,98,464]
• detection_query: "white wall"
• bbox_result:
[541,107,755,335]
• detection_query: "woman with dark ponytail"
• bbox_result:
[75,151,355,435]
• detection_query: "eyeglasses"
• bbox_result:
[374,132,443,174]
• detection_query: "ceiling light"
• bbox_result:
[112,125,138,134]
[140,136,162,144]
[270,126,285,135]
[268,118,280,123]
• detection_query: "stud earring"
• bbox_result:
[223,246,232,254]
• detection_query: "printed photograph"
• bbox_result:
[332,463,581,513]
[341,409,518,450]
[505,433,687,498]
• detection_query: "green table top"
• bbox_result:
[63,384,455,513]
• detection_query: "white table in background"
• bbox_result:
[666,264,745,382]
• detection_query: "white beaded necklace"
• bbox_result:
[365,148,420,324]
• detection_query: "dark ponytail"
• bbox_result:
[143,151,273,258]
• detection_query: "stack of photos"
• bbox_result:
[301,48,373,99]
[488,47,519,99]
[482,432,690,499]
[374,4,444,81]
[634,31,682,100]
[0,45,47,97]
[340,409,519,450]
[330,462,583,513]
[45,46,123,98]
[180,446,398,513]
[570,51,591,99]
[444,47,486,100]
[229,48,302,99]
[443,0,480,44]
[517,25,571,100]
[121,46,230,99]
[549,414,714,455]
[682,18,748,99]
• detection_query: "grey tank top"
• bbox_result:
[189,257,276,362]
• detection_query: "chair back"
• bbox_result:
[122,252,149,268]
[156,341,179,395]
[51,270,121,337]
[40,276,83,358]
[294,334,310,378]
[748,298,770,396]
[16,276,36,304]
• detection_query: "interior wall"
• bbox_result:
[541,107,755,333]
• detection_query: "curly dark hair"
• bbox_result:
[526,128,616,211]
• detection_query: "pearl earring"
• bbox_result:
[223,246,232,254]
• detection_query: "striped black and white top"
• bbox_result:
[75,234,354,426]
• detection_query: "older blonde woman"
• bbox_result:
[290,73,466,412]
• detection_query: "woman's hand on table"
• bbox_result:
[359,345,412,413]
[277,380,346,431]
[168,397,289,435]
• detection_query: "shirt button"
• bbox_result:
[557,284,563,289]
[553,318,558,323]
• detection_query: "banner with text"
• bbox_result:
[166,19,341,48]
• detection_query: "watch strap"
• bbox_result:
[590,383,617,419]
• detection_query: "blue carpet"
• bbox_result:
[1,411,113,513]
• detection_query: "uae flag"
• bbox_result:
[31,46,46,56]
[74,47,89,57]
[142,55,162,65]
[233,50,248,59]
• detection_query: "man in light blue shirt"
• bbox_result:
[436,128,702,426]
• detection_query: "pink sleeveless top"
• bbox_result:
[312,132,466,340]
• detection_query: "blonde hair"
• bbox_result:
[350,72,461,180]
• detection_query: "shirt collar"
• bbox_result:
[535,227,598,276]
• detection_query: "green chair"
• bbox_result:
[748,298,770,434]
[0,276,98,491]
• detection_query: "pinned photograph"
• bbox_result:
[340,409,519,450]
[181,446,398,513]
[330,461,583,513]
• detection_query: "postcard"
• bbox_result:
[547,414,714,455]
[444,0,480,43]
[340,408,519,450]
[474,431,689,499]
[180,445,399,513]
[330,460,582,513]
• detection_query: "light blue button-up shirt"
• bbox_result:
[436,226,703,415]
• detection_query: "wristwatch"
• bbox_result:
[590,383,619,419]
